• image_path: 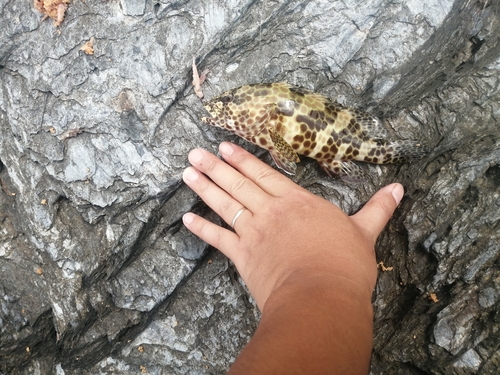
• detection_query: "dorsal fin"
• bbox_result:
[348,109,389,140]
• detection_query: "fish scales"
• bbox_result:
[201,82,428,182]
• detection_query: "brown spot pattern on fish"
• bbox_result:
[201,82,428,181]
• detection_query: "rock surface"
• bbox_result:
[0,0,499,374]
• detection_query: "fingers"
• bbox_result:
[351,183,404,243]
[187,148,271,212]
[182,212,241,262]
[218,142,294,197]
[183,167,254,227]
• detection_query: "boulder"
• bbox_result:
[0,0,499,373]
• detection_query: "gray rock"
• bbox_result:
[453,348,482,371]
[120,0,146,16]
[478,286,499,309]
[1,0,499,374]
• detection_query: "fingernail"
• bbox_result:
[183,167,199,182]
[219,142,234,156]
[391,183,405,205]
[189,149,203,163]
[183,213,194,225]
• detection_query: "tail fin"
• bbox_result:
[385,140,429,163]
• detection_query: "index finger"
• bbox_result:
[187,148,272,213]
[218,142,295,197]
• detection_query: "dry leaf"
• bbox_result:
[34,0,70,27]
[192,57,208,99]
[81,37,95,55]
[59,128,83,140]
[429,293,439,303]
[377,261,394,272]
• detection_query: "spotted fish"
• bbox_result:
[201,82,428,182]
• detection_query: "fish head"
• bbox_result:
[202,89,238,130]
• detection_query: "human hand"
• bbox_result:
[182,142,404,311]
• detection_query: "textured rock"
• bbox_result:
[0,0,499,374]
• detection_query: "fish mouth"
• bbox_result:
[202,101,214,113]
[203,103,221,117]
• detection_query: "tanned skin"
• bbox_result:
[182,142,403,374]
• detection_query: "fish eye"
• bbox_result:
[219,95,232,104]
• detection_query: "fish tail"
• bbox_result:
[385,140,429,163]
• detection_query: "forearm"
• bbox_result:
[228,275,374,375]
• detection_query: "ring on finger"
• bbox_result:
[231,207,247,228]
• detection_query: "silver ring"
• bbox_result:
[231,207,247,228]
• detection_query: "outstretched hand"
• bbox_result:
[182,142,403,311]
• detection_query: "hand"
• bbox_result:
[182,142,404,311]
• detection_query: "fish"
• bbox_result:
[201,82,428,182]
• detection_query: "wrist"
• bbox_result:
[262,266,376,311]
[270,271,373,306]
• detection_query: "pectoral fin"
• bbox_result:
[268,127,300,175]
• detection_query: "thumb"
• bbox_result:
[350,183,404,243]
